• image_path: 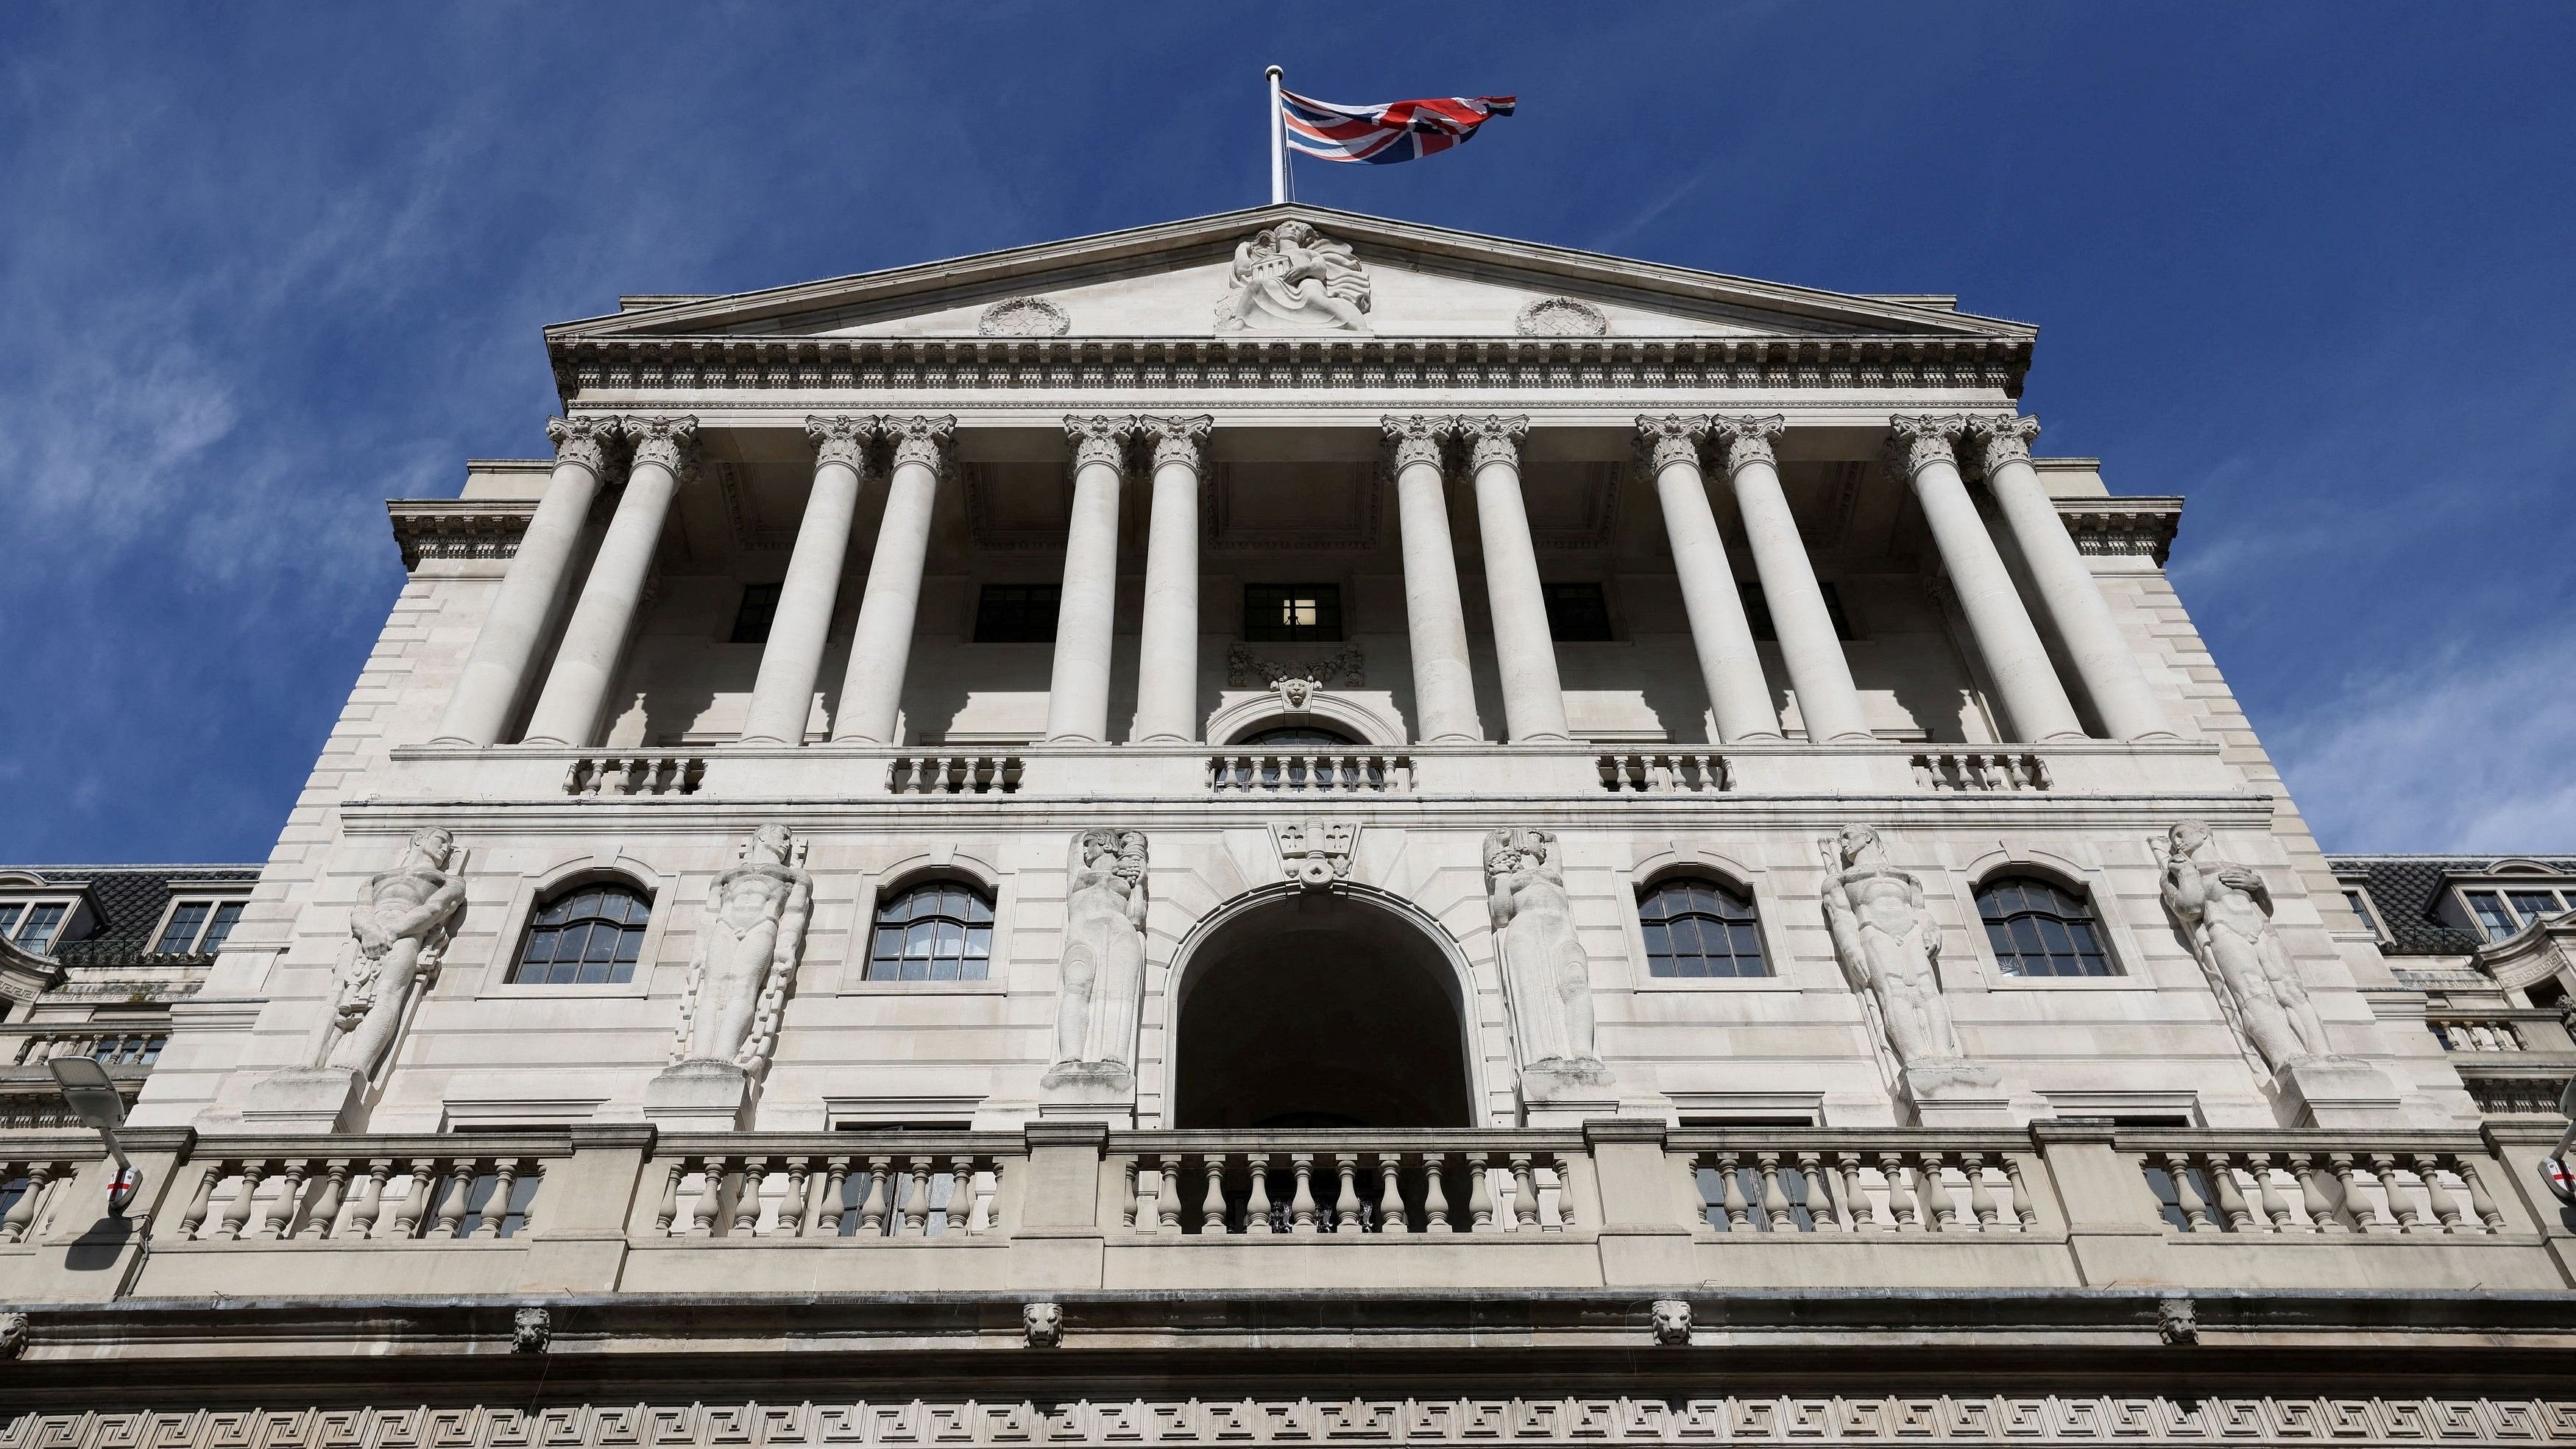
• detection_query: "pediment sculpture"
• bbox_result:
[1214,221,1371,333]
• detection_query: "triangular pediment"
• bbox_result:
[548,205,2029,345]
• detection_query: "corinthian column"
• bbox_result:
[432,416,618,745]
[1888,417,2086,743]
[1456,416,1568,743]
[1130,416,1211,742]
[830,415,952,744]
[1382,417,1482,743]
[1637,417,1779,742]
[1044,416,1130,744]
[740,416,873,744]
[1712,415,1873,743]
[1967,415,2176,740]
[521,415,697,747]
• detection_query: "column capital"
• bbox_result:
[1710,414,1787,474]
[1381,414,1448,472]
[620,415,699,480]
[1634,415,1710,473]
[1064,414,1132,472]
[1884,414,1967,479]
[1137,415,1213,474]
[544,416,620,476]
[1965,413,2043,472]
[1451,414,1528,472]
[804,414,877,475]
[883,414,957,474]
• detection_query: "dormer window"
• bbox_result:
[0,899,74,954]
[154,899,247,955]
[2459,886,2573,942]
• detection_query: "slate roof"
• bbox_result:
[7,865,259,969]
[2328,854,2576,958]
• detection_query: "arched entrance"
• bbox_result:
[1170,888,1476,1128]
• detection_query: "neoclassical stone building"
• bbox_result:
[3,207,2571,1445]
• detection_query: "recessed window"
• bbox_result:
[973,584,1061,643]
[154,899,246,955]
[2460,886,2573,942]
[729,582,782,644]
[0,901,72,954]
[2340,888,2388,942]
[509,884,652,985]
[867,881,996,982]
[1740,581,1855,642]
[1244,584,1342,642]
[1638,876,1769,978]
[1978,876,2117,977]
[1543,582,1614,642]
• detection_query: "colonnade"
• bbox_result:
[430,409,2171,751]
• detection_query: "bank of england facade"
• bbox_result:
[2,206,2571,1443]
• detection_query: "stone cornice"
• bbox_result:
[2052,495,2183,566]
[549,333,2032,406]
[387,499,537,572]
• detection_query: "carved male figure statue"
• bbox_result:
[1822,826,1977,1080]
[319,826,467,1081]
[1484,828,1605,1080]
[1048,829,1150,1081]
[670,823,812,1074]
[2159,821,2332,1071]
[1214,221,1371,333]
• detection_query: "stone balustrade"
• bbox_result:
[1116,1136,1582,1236]
[2432,1018,2526,1052]
[638,1139,1009,1239]
[165,1144,551,1242]
[564,754,704,797]
[885,754,1022,795]
[1206,752,1415,794]
[1596,752,1730,794]
[7,1027,166,1067]
[1682,1140,2037,1234]
[2130,1134,2509,1236]
[1911,751,2051,792]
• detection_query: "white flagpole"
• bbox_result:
[1266,65,1287,205]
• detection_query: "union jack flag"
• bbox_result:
[1280,89,1517,165]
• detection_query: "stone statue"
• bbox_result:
[1214,221,1371,333]
[317,826,467,1080]
[669,824,812,1074]
[2159,821,2331,1071]
[1484,828,1605,1085]
[1822,826,1989,1097]
[1046,829,1150,1083]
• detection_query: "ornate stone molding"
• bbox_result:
[1710,413,1787,474]
[543,414,618,475]
[804,414,876,474]
[2055,497,2182,565]
[1225,643,1365,690]
[1381,414,1447,472]
[1215,220,1371,333]
[1139,414,1212,473]
[1884,414,1966,479]
[620,414,699,479]
[1452,415,1527,472]
[1634,415,1709,474]
[1271,818,1361,890]
[1064,415,1131,472]
[388,500,534,571]
[882,415,956,474]
[1516,295,1608,336]
[1966,412,2042,472]
[977,297,1069,337]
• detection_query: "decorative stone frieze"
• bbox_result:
[1215,220,1370,333]
[1044,830,1149,1090]
[1822,826,1997,1109]
[389,502,532,570]
[1225,643,1365,690]
[976,296,1069,336]
[1515,295,1608,336]
[2056,497,2182,564]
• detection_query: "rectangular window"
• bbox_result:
[1542,582,1615,642]
[2463,890,2517,941]
[2341,889,2385,940]
[1741,581,1854,642]
[155,902,211,954]
[199,901,244,954]
[2507,890,2566,924]
[729,583,782,644]
[9,903,67,952]
[972,584,1061,643]
[1244,584,1342,642]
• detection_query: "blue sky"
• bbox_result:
[2,4,2569,862]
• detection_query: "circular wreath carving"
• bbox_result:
[1515,296,1609,337]
[977,297,1071,337]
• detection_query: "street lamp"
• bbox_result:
[47,1057,141,1214]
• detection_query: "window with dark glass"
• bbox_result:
[1740,581,1854,642]
[1977,876,2116,977]
[973,584,1061,642]
[1638,876,1769,978]
[509,884,653,985]
[1,902,68,952]
[155,901,211,954]
[1543,582,1614,642]
[1243,584,1342,642]
[199,901,243,954]
[2462,886,2574,941]
[729,582,782,644]
[866,881,997,982]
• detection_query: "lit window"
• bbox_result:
[866,882,996,982]
[2461,886,2573,942]
[510,885,652,985]
[972,584,1060,643]
[0,902,71,954]
[1741,581,1855,642]
[729,582,782,644]
[152,899,244,954]
[1543,582,1614,642]
[1638,876,1769,978]
[1244,584,1342,642]
[1978,876,2117,977]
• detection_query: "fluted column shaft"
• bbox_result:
[1638,417,1780,743]
[1131,416,1211,742]
[1383,417,1482,743]
[1044,417,1128,744]
[1458,417,1569,743]
[1714,415,1873,743]
[740,417,872,744]
[1889,417,2086,743]
[1970,416,2176,740]
[521,416,697,747]
[432,417,616,745]
[831,416,952,744]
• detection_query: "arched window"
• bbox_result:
[510,882,652,985]
[1977,876,2115,977]
[867,880,996,982]
[1237,725,1358,748]
[1638,876,1769,978]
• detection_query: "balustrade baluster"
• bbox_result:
[1245,1154,1275,1235]
[346,1161,391,1241]
[860,1157,892,1235]
[2329,1153,2382,1234]
[1509,1153,1540,1231]
[0,1163,49,1245]
[2243,1152,2292,1233]
[944,1155,974,1234]
[389,1160,436,1240]
[477,1159,521,1239]
[1799,1153,1839,1232]
[2371,1153,2424,1234]
[1756,1152,1793,1230]
[779,1158,812,1238]
[435,1159,478,1239]
[255,1158,308,1239]
[1122,1156,1144,1232]
[1143,1155,1175,1234]
[1289,1154,1319,1235]
[1873,1152,1915,1231]
[726,1159,763,1237]
[302,1161,351,1240]
[1837,1153,1877,1232]
[1961,1153,2000,1230]
[2289,1152,2340,1232]
[2003,1155,2039,1230]
[2202,1153,2253,1233]
[818,1157,852,1236]
[2458,1155,2506,1232]
[2413,1154,2464,1233]
[1711,1152,1748,1230]
[1422,1155,1453,1234]
[211,1161,261,1241]
[175,1163,219,1242]
[1378,1156,1407,1234]
[1917,1154,1961,1233]
[2162,1152,2211,1231]
[1201,1155,1228,1236]
[1466,1157,1496,1233]
[684,1158,723,1239]
[653,1161,684,1236]
[899,1158,933,1236]
[1332,1154,1362,1233]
